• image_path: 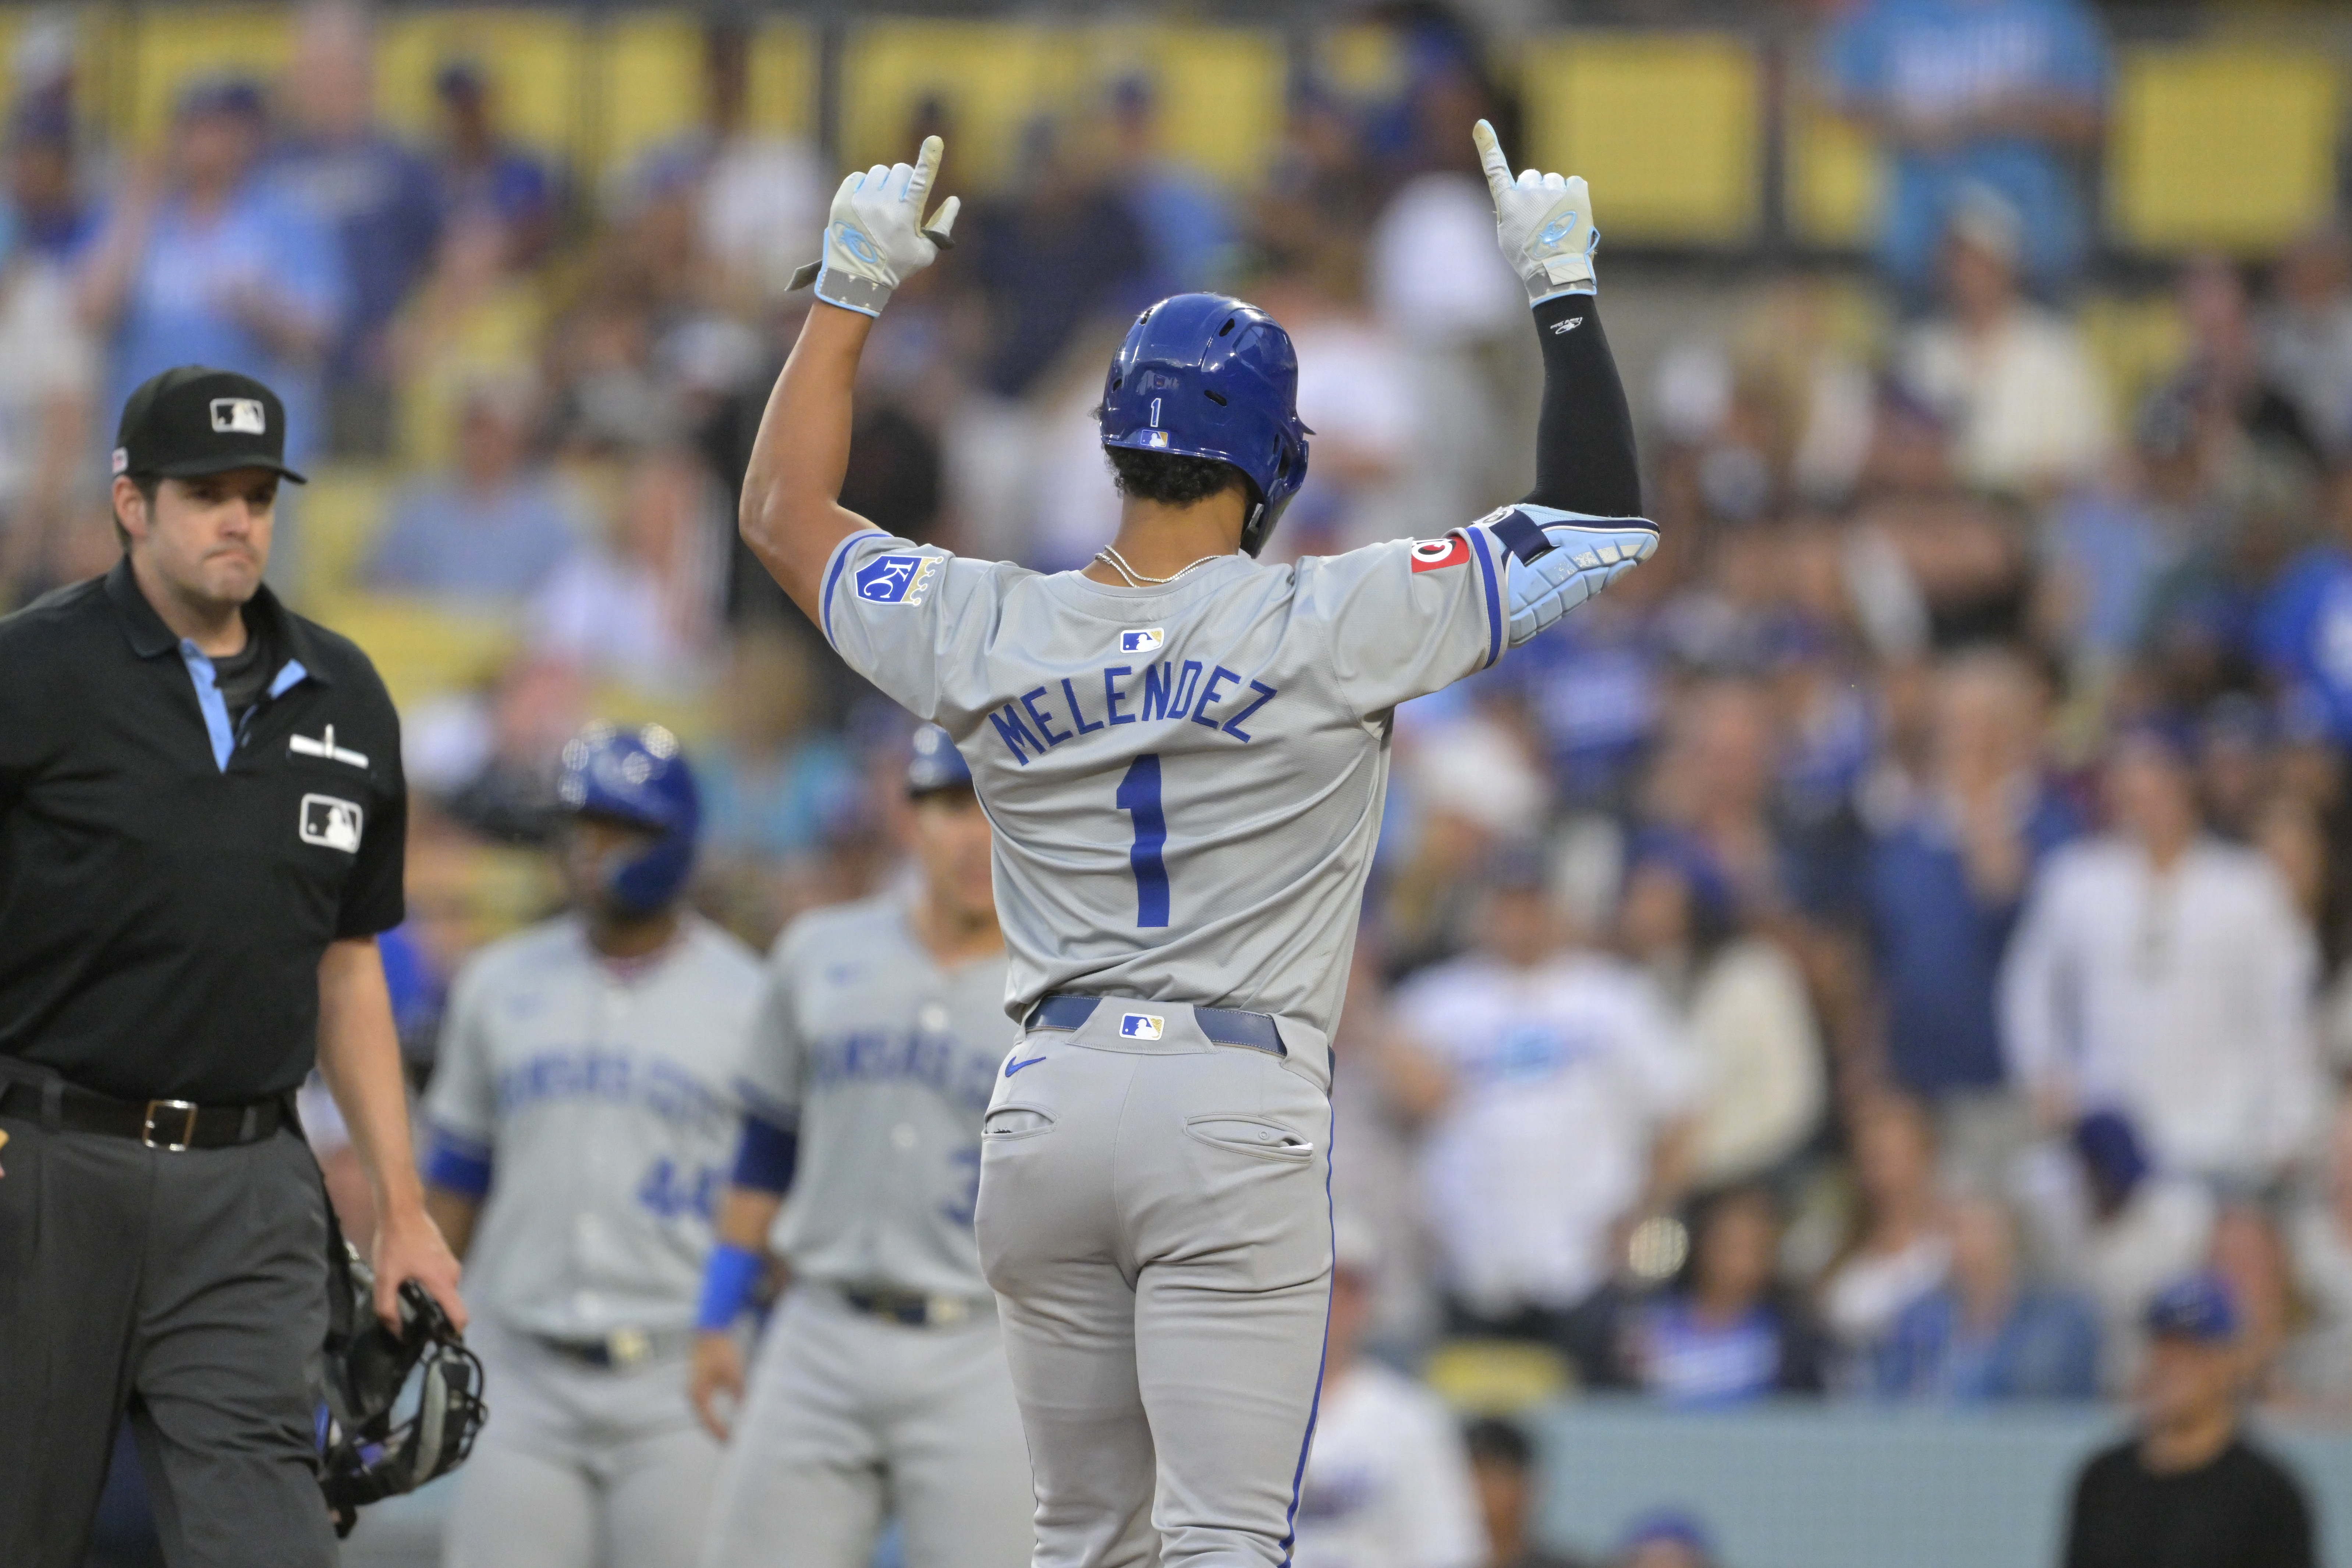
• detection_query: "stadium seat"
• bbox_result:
[375,9,585,166]
[120,6,294,145]
[593,15,815,181]
[309,594,518,714]
[1423,1337,1574,1413]
[1518,33,1763,246]
[840,21,1280,192]
[2110,45,2341,254]
[1786,92,1882,250]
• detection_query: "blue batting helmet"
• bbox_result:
[556,722,700,915]
[907,724,973,797]
[1098,293,1312,558]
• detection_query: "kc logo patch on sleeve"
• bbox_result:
[1119,1013,1166,1040]
[1409,535,1471,573]
[299,794,365,853]
[854,554,939,606]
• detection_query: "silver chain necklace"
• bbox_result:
[1090,545,1223,588]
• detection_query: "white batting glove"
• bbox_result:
[1474,120,1598,305]
[1492,506,1658,646]
[801,134,962,317]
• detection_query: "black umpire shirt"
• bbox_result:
[0,558,406,1103]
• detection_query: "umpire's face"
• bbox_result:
[114,467,279,610]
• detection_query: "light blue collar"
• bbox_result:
[177,642,310,771]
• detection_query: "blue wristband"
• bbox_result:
[696,1242,763,1333]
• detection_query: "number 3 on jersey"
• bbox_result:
[1117,754,1170,927]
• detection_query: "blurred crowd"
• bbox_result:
[11,0,2352,1562]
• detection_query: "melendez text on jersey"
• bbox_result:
[816,518,1535,1044]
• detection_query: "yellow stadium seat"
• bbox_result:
[592,16,816,182]
[120,7,292,147]
[1422,1337,1575,1413]
[286,462,390,609]
[309,593,519,713]
[2079,290,2189,426]
[376,9,585,165]
[1787,93,1883,249]
[840,21,1281,193]
[2110,46,2341,254]
[1083,26,1284,191]
[1314,25,1406,104]
[1519,33,1763,246]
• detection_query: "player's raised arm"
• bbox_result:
[739,135,961,621]
[1470,120,1657,647]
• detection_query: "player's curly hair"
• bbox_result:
[1106,447,1246,508]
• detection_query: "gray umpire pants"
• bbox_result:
[974,1001,1334,1568]
[0,1103,336,1568]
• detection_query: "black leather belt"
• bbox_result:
[0,1079,284,1151]
[532,1326,691,1369]
[841,1288,981,1328]
[1024,993,1285,1056]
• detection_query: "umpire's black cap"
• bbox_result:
[112,366,308,485]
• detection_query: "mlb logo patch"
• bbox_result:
[1119,1013,1166,1041]
[1119,628,1165,654]
[210,397,267,435]
[1410,535,1471,573]
[854,554,938,606]
[299,794,364,853]
[1145,430,1170,450]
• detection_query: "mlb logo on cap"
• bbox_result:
[1120,1013,1165,1040]
[210,398,266,435]
[1145,430,1170,449]
[1120,628,1164,654]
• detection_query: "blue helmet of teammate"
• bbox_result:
[1097,293,1312,558]
[556,721,700,915]
[907,724,973,798]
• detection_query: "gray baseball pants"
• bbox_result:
[974,1000,1335,1568]
[699,1283,1033,1568]
[0,1108,336,1568]
[442,1317,723,1568]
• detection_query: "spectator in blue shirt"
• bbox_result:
[1628,1185,1826,1406]
[3,100,99,264]
[2252,462,2352,748]
[429,60,558,270]
[78,78,344,472]
[1873,1192,2101,1400]
[1824,0,2108,298]
[364,374,581,600]
[1105,74,1235,299]
[1867,649,2078,1122]
[267,1,442,447]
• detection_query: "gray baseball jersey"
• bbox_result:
[818,524,1511,1033]
[423,914,766,1338]
[740,891,1013,1298]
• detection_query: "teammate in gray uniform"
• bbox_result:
[738,126,1654,1568]
[422,723,765,1568]
[691,725,1031,1568]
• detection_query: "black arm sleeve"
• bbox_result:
[1522,294,1643,519]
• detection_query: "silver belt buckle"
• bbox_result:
[142,1099,199,1152]
[927,1295,969,1327]
[606,1326,652,1368]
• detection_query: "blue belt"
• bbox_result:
[1025,993,1285,1057]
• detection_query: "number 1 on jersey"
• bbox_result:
[1117,753,1170,927]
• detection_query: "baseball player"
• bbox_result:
[738,125,1653,1568]
[691,725,1030,1568]
[421,723,765,1568]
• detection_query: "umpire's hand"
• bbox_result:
[375,1206,468,1332]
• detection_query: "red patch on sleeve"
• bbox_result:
[1409,535,1471,573]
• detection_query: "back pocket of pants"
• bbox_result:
[983,1106,1056,1142]
[1183,1115,1316,1162]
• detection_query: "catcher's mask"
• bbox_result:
[315,1235,487,1537]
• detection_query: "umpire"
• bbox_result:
[0,366,465,1565]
